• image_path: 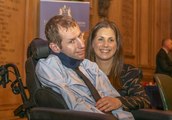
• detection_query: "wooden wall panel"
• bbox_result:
[159,0,172,38]
[0,0,38,119]
[0,0,26,77]
[95,0,172,82]
[0,0,172,119]
[24,0,39,48]
[0,0,26,119]
[121,0,135,58]
[139,0,150,66]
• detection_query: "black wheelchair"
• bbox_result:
[0,38,172,120]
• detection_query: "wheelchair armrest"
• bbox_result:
[131,109,172,120]
[30,107,117,120]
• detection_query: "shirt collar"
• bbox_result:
[51,51,82,69]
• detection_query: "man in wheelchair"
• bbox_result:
[1,15,172,120]
[35,15,134,120]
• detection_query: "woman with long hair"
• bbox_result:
[86,20,151,111]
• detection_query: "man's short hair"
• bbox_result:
[45,15,78,48]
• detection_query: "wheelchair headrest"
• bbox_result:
[27,38,50,60]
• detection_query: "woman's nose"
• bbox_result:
[103,40,109,47]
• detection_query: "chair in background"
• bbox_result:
[154,73,172,110]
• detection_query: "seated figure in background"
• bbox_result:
[86,20,151,111]
[155,38,172,77]
[35,15,134,120]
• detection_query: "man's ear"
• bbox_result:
[49,43,61,53]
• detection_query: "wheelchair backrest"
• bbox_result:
[25,38,68,109]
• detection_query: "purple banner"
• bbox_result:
[39,0,90,40]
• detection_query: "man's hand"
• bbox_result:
[96,96,122,112]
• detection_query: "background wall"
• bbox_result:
[90,0,172,82]
[0,0,171,119]
[0,0,38,119]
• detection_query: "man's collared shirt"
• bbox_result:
[35,54,134,120]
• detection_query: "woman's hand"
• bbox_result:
[96,96,122,112]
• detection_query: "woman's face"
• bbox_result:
[92,27,117,61]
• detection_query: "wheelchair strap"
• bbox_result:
[74,67,113,116]
[74,67,101,102]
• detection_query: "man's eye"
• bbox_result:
[78,33,84,39]
[69,40,75,43]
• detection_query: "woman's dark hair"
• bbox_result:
[86,20,124,89]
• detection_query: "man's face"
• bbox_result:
[59,26,85,60]
[166,39,172,51]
